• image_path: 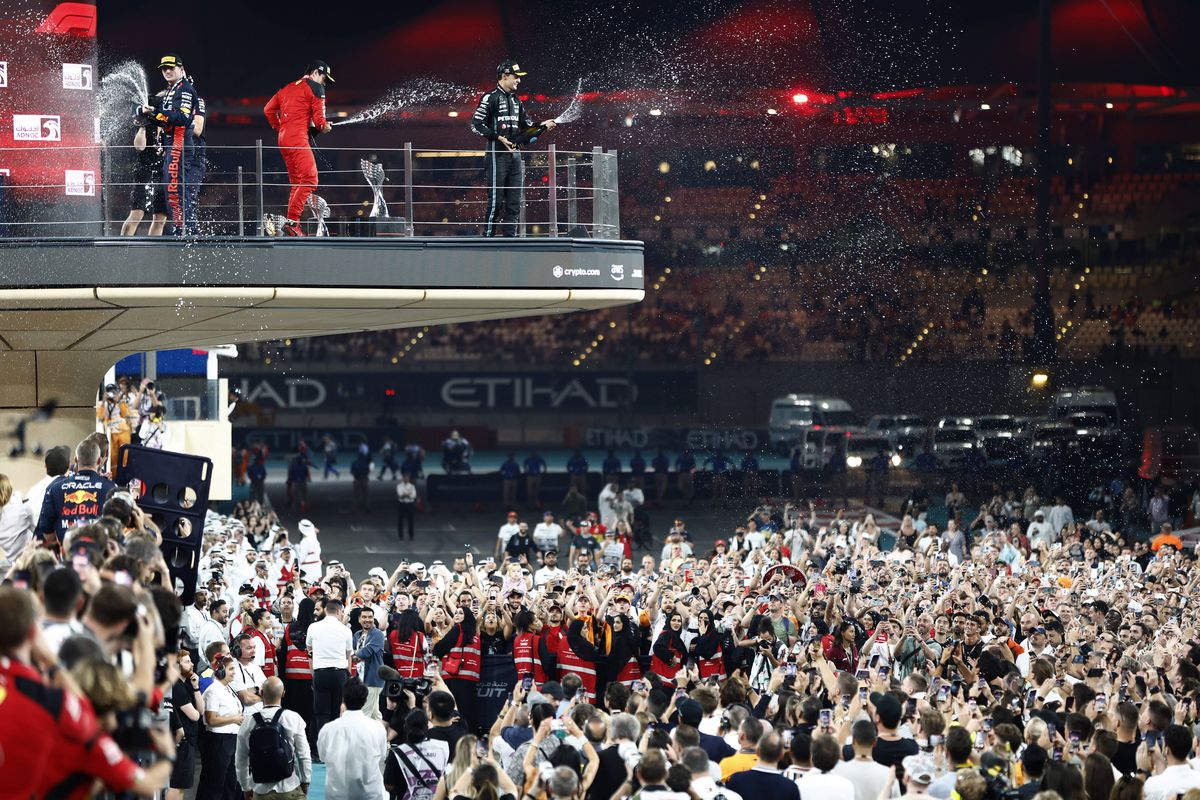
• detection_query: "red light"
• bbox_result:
[812,424,822,430]
[792,93,809,105]
[384,389,396,397]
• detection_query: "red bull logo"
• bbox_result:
[63,489,98,504]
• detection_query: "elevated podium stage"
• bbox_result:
[0,235,644,485]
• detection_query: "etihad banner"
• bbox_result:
[228,371,698,414]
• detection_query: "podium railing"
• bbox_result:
[0,141,622,239]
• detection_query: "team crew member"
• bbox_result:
[264,60,334,236]
[469,59,557,237]
[142,54,197,236]
[37,438,116,552]
[97,382,132,473]
[122,92,168,236]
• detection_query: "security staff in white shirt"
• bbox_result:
[197,653,246,800]
[231,633,267,714]
[235,676,312,798]
[318,676,388,800]
[181,587,210,659]
[308,597,352,758]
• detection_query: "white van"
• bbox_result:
[1050,387,1121,426]
[768,394,856,452]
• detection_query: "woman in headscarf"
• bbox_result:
[281,595,316,746]
[650,610,688,688]
[605,609,646,688]
[432,605,481,732]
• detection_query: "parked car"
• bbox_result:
[768,394,857,452]
[930,425,983,468]
[974,414,1028,461]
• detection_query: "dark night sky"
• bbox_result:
[96,0,1200,102]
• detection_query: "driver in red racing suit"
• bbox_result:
[264,60,334,236]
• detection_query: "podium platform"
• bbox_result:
[0,235,644,485]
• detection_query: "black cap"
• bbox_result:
[158,53,184,69]
[496,59,527,78]
[306,60,336,83]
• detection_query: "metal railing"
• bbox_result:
[0,141,622,239]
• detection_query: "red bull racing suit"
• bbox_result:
[155,76,198,234]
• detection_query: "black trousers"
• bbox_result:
[483,150,523,237]
[194,732,238,800]
[397,502,415,539]
[445,677,479,734]
[312,667,345,756]
[283,676,316,752]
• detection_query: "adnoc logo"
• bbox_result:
[552,265,564,278]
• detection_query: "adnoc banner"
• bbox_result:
[228,371,697,413]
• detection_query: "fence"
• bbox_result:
[0,141,622,239]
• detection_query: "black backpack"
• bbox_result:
[248,708,295,783]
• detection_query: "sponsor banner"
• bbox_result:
[474,654,518,732]
[584,426,769,451]
[229,371,697,414]
[64,169,94,196]
[233,426,404,454]
[61,63,92,90]
[12,114,60,141]
[0,61,7,88]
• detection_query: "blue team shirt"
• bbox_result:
[566,456,589,474]
[602,456,621,474]
[500,461,521,479]
[652,455,670,473]
[675,454,696,472]
[524,456,546,475]
[630,455,646,474]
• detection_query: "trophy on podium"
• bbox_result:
[361,159,389,219]
[360,158,407,235]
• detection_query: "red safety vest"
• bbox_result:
[389,630,426,679]
[650,639,686,686]
[276,562,296,594]
[556,640,597,702]
[615,654,642,685]
[513,633,536,678]
[282,628,311,681]
[248,628,277,678]
[696,643,725,680]
[447,632,482,682]
[534,625,564,683]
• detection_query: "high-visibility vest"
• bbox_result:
[696,643,725,680]
[615,654,642,685]
[448,633,482,682]
[282,628,311,681]
[513,633,536,678]
[534,626,563,683]
[248,628,277,678]
[556,640,597,702]
[275,562,296,594]
[650,640,685,686]
[389,630,425,678]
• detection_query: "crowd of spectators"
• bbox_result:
[6,429,1200,800]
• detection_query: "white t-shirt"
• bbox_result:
[534,566,566,588]
[497,522,520,548]
[308,616,352,669]
[834,758,900,800]
[533,522,562,552]
[797,771,857,800]
[203,680,244,734]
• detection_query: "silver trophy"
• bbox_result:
[309,194,330,237]
[361,159,389,218]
